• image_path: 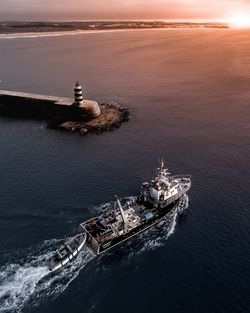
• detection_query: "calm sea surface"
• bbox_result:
[0,29,249,313]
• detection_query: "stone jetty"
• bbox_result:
[0,84,129,135]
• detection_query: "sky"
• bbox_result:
[1,0,250,21]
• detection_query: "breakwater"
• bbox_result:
[0,90,129,135]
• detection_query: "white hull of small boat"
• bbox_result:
[48,233,86,273]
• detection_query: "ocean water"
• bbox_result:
[0,29,249,313]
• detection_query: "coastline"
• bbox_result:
[0,27,230,40]
[0,28,157,39]
[0,22,230,40]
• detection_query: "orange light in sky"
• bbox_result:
[227,14,250,28]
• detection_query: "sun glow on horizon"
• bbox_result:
[227,14,250,28]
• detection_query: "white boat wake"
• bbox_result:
[0,240,95,313]
[0,264,48,312]
[0,195,189,312]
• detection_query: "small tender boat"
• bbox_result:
[48,233,86,272]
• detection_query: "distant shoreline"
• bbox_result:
[0,27,230,40]
[0,21,230,39]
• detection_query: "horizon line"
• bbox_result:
[0,18,228,23]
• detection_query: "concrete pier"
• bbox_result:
[0,89,73,106]
[0,87,101,116]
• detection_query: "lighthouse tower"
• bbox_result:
[72,81,101,117]
[74,81,84,107]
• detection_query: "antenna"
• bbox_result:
[160,157,164,168]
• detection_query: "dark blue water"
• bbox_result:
[0,29,249,313]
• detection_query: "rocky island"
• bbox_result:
[0,83,129,135]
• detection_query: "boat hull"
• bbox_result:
[86,199,180,255]
[48,233,86,273]
[82,175,191,255]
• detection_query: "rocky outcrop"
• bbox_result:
[53,104,129,135]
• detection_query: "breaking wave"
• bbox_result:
[0,195,189,312]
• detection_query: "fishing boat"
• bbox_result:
[80,159,191,254]
[47,159,191,271]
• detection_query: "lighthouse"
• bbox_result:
[74,81,84,107]
[72,81,101,117]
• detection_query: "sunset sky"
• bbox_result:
[1,0,250,21]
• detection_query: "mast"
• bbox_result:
[156,158,171,185]
[160,157,164,171]
[115,195,128,234]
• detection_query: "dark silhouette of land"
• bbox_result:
[0,21,229,34]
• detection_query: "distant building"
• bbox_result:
[73,82,101,117]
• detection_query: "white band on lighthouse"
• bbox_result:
[74,82,83,106]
